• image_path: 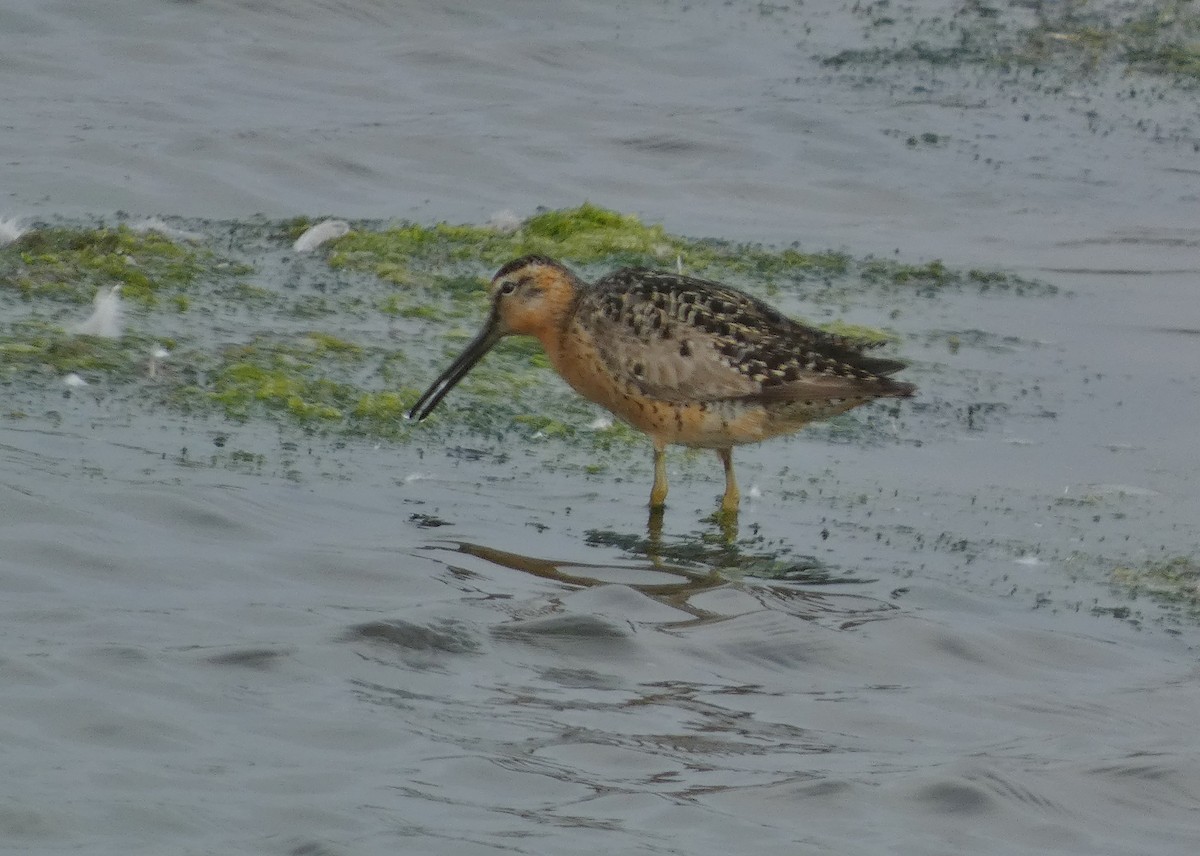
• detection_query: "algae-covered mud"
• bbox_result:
[2,206,1018,446]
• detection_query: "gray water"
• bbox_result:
[3,1,1200,854]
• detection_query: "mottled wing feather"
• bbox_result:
[590,314,761,401]
[743,374,915,404]
[578,269,912,405]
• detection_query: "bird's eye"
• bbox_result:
[498,280,518,295]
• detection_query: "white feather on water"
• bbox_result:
[148,344,171,379]
[63,373,88,387]
[293,219,350,252]
[486,209,522,234]
[72,285,124,338]
[0,217,26,246]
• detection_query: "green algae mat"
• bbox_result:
[0,205,1047,443]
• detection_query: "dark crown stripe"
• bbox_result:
[493,255,566,281]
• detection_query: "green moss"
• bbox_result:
[508,202,680,262]
[589,418,645,452]
[682,244,852,281]
[1112,557,1200,607]
[819,320,898,345]
[166,333,423,438]
[374,262,417,286]
[184,334,368,424]
[324,205,1032,310]
[1052,1,1200,80]
[863,258,949,287]
[217,281,278,308]
[327,221,497,274]
[774,247,851,275]
[208,361,351,422]
[0,323,155,378]
[387,300,443,321]
[284,217,315,242]
[289,296,336,318]
[514,413,576,439]
[302,331,362,355]
[1126,41,1200,77]
[327,203,682,280]
[1,211,1035,451]
[351,390,415,421]
[1,225,213,307]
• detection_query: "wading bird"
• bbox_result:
[409,255,915,517]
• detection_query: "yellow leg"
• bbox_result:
[646,504,665,553]
[650,440,668,509]
[717,447,739,515]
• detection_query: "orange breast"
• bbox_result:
[547,326,663,433]
[543,325,790,449]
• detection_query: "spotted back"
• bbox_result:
[575,268,914,405]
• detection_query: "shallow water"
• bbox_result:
[3,1,1200,855]
[5,408,1198,854]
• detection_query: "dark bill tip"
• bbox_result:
[407,321,504,422]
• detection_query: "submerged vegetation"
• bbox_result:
[1,205,1045,448]
[1026,0,1200,79]
[822,0,1200,82]
[1,225,216,306]
[328,202,1043,296]
[1112,556,1200,613]
[0,322,171,380]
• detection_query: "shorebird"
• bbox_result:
[408,255,915,516]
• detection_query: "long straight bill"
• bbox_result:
[407,320,504,421]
